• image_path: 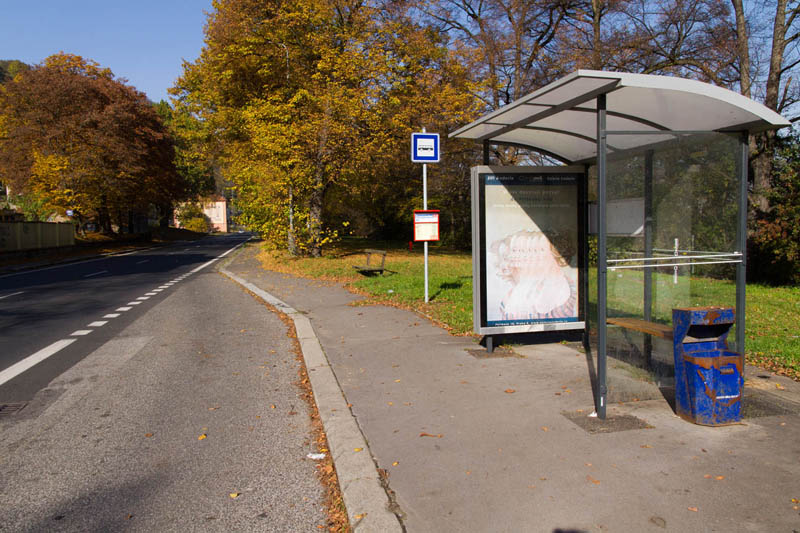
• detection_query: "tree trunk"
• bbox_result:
[287,184,298,256]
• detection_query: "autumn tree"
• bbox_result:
[0,53,185,233]
[174,0,481,255]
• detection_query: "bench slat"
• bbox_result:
[607,317,673,339]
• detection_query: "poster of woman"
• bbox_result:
[483,173,579,326]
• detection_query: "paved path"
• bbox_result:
[0,248,326,531]
[227,244,800,532]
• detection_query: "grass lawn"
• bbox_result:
[256,239,800,380]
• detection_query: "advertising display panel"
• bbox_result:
[472,166,586,335]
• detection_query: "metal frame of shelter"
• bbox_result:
[451,70,790,419]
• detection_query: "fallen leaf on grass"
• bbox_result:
[504,389,516,394]
[419,432,443,438]
[229,493,240,499]
[586,475,601,484]
[144,433,153,438]
[198,434,207,440]
[688,507,698,512]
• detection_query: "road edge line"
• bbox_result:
[220,266,403,533]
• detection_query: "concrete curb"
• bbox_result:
[219,267,403,533]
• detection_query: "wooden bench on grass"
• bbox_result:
[353,249,387,275]
[607,317,673,340]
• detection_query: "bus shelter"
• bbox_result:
[451,70,790,418]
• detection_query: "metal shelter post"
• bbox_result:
[596,94,608,419]
[643,150,654,368]
[736,133,748,356]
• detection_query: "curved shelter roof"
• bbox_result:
[450,70,791,163]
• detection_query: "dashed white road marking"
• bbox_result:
[116,307,132,312]
[104,313,121,318]
[0,339,77,386]
[127,301,142,305]
[153,289,164,292]
[83,270,109,278]
[71,330,92,336]
[136,296,150,300]
[87,321,108,327]
[0,291,25,300]
[136,259,150,265]
[145,292,157,296]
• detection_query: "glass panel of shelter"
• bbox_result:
[587,132,741,390]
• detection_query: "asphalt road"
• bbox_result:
[0,234,249,403]
[0,238,327,531]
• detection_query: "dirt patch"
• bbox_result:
[562,410,654,434]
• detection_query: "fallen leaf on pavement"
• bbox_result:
[776,383,786,390]
[688,507,698,512]
[229,493,240,499]
[584,463,592,467]
[505,389,516,394]
[704,474,712,479]
[641,444,653,448]
[354,513,366,520]
[586,475,601,484]
[270,404,276,409]
[392,462,399,466]
[419,432,443,438]
[354,447,363,452]
[792,498,799,503]
[240,329,246,333]
[126,514,133,520]
[540,426,549,432]
[208,406,219,411]
[198,434,207,440]
[144,433,153,438]
[394,379,401,383]
[715,476,725,480]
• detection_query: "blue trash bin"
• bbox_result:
[672,307,743,425]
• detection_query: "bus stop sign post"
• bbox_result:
[411,129,440,303]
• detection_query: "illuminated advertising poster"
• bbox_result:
[483,173,579,327]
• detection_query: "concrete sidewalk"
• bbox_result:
[226,245,800,532]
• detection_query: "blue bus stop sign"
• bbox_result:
[411,133,440,163]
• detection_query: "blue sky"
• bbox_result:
[1,1,213,102]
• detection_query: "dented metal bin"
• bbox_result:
[672,307,743,426]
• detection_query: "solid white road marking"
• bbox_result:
[104,313,121,318]
[0,291,25,300]
[0,339,77,386]
[71,330,92,336]
[83,270,109,278]
[87,321,108,327]
[116,307,132,312]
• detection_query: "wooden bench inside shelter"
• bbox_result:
[353,249,387,275]
[607,317,673,340]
